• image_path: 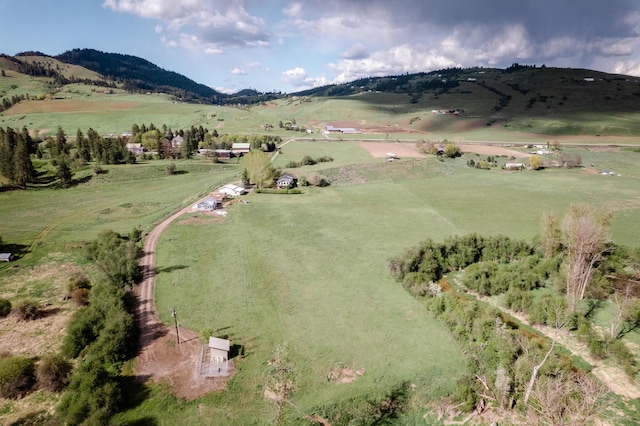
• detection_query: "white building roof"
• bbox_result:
[209,336,230,351]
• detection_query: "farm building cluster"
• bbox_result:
[194,183,246,213]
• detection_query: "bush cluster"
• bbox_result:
[11,299,41,321]
[0,355,36,399]
[387,234,539,296]
[57,230,140,425]
[286,155,333,168]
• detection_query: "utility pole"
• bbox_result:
[170,306,181,345]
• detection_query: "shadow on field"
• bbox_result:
[155,265,189,274]
[0,243,29,259]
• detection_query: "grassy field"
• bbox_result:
[107,141,640,424]
[1,65,640,423]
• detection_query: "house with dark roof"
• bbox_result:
[276,173,297,189]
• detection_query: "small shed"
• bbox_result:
[209,336,230,368]
[219,184,245,197]
[0,253,14,262]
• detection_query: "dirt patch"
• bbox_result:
[0,306,70,357]
[327,366,366,384]
[134,327,232,401]
[358,141,426,158]
[458,144,529,158]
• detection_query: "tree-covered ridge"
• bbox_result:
[55,49,223,102]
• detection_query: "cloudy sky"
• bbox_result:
[2,0,640,94]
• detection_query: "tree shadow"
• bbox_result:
[155,265,189,274]
[0,243,29,258]
[39,306,63,319]
[172,170,188,175]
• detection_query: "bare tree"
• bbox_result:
[528,372,611,425]
[523,297,569,406]
[561,204,611,312]
[610,280,640,338]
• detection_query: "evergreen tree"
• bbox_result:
[13,136,35,187]
[56,159,73,188]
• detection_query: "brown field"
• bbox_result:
[357,141,426,158]
[357,141,528,158]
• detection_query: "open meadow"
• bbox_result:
[108,141,640,424]
[1,77,640,423]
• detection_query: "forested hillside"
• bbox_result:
[55,49,223,103]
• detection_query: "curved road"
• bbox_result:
[136,201,202,351]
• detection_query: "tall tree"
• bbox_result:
[561,204,611,312]
[241,150,275,188]
[13,136,35,187]
[56,158,73,188]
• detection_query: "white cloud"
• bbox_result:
[104,0,270,53]
[282,2,303,18]
[613,60,640,77]
[214,85,238,95]
[281,67,329,89]
[340,43,369,60]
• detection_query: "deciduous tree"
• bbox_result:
[561,204,611,312]
[241,150,275,188]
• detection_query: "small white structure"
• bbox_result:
[218,184,245,197]
[0,253,14,262]
[195,197,218,211]
[198,336,232,376]
[505,162,525,170]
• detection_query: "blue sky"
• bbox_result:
[2,0,640,94]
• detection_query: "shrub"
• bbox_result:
[12,299,40,321]
[57,358,122,425]
[0,298,11,317]
[36,354,73,392]
[165,162,176,175]
[0,355,36,398]
[301,155,317,166]
[64,272,91,299]
[199,328,214,344]
[71,288,91,307]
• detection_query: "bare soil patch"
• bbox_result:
[327,366,366,384]
[458,144,529,158]
[0,305,69,357]
[134,327,231,401]
[358,141,426,158]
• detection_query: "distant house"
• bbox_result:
[126,143,144,155]
[505,162,525,170]
[0,253,14,262]
[214,149,232,159]
[171,135,183,148]
[218,184,245,197]
[276,173,297,189]
[231,143,251,155]
[326,125,359,134]
[195,197,219,211]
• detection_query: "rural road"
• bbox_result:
[136,201,201,352]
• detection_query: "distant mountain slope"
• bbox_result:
[55,48,224,103]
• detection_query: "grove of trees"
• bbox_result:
[387,204,639,424]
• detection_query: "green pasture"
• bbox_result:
[0,160,239,278]
[111,141,640,423]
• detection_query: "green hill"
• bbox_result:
[2,51,640,137]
